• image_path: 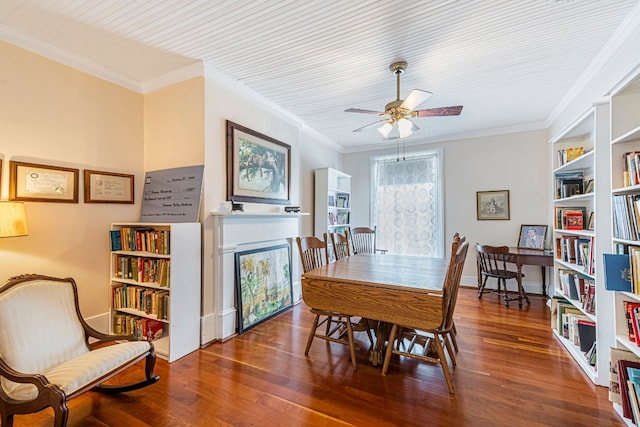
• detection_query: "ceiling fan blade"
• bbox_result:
[413,105,463,117]
[353,120,387,132]
[345,108,384,115]
[400,89,432,111]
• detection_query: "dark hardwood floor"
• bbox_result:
[15,287,622,426]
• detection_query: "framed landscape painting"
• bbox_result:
[476,190,510,220]
[235,244,293,333]
[226,120,290,205]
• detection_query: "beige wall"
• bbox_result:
[144,78,205,171]
[0,41,144,318]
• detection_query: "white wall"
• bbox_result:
[200,72,343,340]
[343,129,550,290]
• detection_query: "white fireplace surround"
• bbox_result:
[205,212,307,341]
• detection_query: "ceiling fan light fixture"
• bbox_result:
[398,118,413,138]
[378,122,393,138]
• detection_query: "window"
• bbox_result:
[372,150,443,257]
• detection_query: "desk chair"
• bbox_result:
[297,234,359,369]
[382,233,469,394]
[476,244,529,308]
[351,226,387,254]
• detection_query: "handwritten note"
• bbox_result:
[140,165,204,223]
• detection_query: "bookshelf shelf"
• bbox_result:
[553,329,597,383]
[109,222,201,363]
[608,68,640,423]
[315,167,351,240]
[549,101,612,387]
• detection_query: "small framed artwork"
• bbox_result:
[517,224,548,250]
[476,190,510,220]
[84,169,134,203]
[9,160,79,203]
[226,120,291,205]
[235,244,293,333]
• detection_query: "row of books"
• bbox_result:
[623,301,640,348]
[328,211,349,225]
[553,298,596,359]
[556,146,584,167]
[603,248,640,296]
[113,313,164,341]
[557,269,596,315]
[555,235,595,275]
[623,151,640,188]
[554,206,588,230]
[609,348,640,423]
[613,193,640,241]
[113,255,170,287]
[554,171,585,199]
[328,194,350,208]
[112,284,169,320]
[110,227,171,254]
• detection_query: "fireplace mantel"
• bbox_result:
[205,211,308,341]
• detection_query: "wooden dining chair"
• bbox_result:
[382,233,469,394]
[296,234,360,368]
[330,229,352,260]
[331,229,376,346]
[350,226,387,254]
[476,243,529,308]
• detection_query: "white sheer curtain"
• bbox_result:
[373,151,443,257]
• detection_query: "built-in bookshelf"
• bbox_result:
[608,68,640,424]
[549,102,612,387]
[314,167,351,243]
[109,222,201,363]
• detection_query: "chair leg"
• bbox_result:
[382,324,399,376]
[345,317,357,370]
[478,276,489,298]
[450,323,459,352]
[432,334,455,394]
[363,318,375,347]
[305,314,321,355]
[52,396,69,427]
[444,334,456,366]
[1,412,14,427]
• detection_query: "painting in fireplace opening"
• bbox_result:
[235,244,293,333]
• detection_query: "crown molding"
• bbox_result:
[0,24,143,93]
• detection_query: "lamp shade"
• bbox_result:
[0,201,28,237]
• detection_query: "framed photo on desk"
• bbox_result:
[517,224,547,250]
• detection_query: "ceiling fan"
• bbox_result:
[345,61,463,139]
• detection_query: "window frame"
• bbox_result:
[369,147,444,258]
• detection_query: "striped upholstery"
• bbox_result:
[0,279,151,401]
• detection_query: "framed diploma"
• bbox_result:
[84,169,134,204]
[9,161,79,203]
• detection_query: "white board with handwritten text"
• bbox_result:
[140,165,204,222]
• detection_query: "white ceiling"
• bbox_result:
[1,0,639,152]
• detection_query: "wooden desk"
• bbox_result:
[505,247,554,297]
[475,247,554,305]
[301,254,448,364]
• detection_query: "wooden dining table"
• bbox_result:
[300,253,448,365]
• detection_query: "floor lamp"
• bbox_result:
[0,201,28,238]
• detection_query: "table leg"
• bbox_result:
[541,266,547,297]
[516,264,530,307]
[369,321,391,366]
